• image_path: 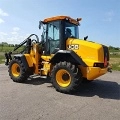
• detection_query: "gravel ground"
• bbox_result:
[0,64,120,120]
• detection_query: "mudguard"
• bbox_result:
[49,50,87,66]
[14,54,29,71]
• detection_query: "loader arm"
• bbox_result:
[4,34,39,65]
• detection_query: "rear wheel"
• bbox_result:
[9,59,28,82]
[51,61,83,93]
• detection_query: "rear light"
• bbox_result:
[103,46,109,61]
[104,56,108,67]
[93,62,109,68]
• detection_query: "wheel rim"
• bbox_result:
[11,63,20,77]
[56,69,71,87]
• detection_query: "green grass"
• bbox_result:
[0,46,24,64]
[110,54,120,58]
[0,46,24,52]
[109,51,120,71]
[0,54,5,64]
[109,49,120,52]
[110,57,120,71]
[0,46,14,52]
[0,46,120,71]
[111,62,120,71]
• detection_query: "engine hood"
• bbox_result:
[66,38,107,66]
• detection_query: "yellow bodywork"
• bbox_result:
[24,43,51,75]
[23,38,108,80]
[79,66,107,80]
[66,38,108,80]
[24,44,41,74]
[56,69,71,87]
[66,38,105,64]
[11,63,20,77]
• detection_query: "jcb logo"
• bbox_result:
[67,44,79,50]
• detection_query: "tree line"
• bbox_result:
[0,42,18,47]
[0,42,120,50]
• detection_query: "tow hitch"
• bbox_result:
[107,66,112,73]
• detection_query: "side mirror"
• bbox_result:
[84,36,88,40]
[39,21,43,29]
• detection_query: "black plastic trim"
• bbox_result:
[103,45,109,61]
[49,50,87,66]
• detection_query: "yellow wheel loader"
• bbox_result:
[5,16,112,93]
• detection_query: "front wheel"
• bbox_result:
[51,61,83,93]
[8,59,28,83]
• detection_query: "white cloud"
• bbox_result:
[0,27,30,44]
[106,10,114,16]
[0,18,4,24]
[0,8,9,16]
[103,10,114,22]
[0,34,29,44]
[11,31,18,35]
[6,34,29,44]
[103,18,112,22]
[11,27,20,35]
[0,27,33,44]
[13,27,20,31]
[0,32,7,36]
[0,8,9,24]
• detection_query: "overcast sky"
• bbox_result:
[0,0,120,47]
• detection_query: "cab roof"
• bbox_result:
[43,16,81,25]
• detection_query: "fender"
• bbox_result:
[14,54,33,71]
[49,50,87,66]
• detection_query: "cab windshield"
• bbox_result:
[65,22,79,39]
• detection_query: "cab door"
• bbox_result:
[46,21,60,55]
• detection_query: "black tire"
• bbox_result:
[82,78,94,83]
[51,61,83,93]
[8,59,28,83]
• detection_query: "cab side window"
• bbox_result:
[47,21,60,54]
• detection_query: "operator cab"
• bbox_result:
[39,16,81,55]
